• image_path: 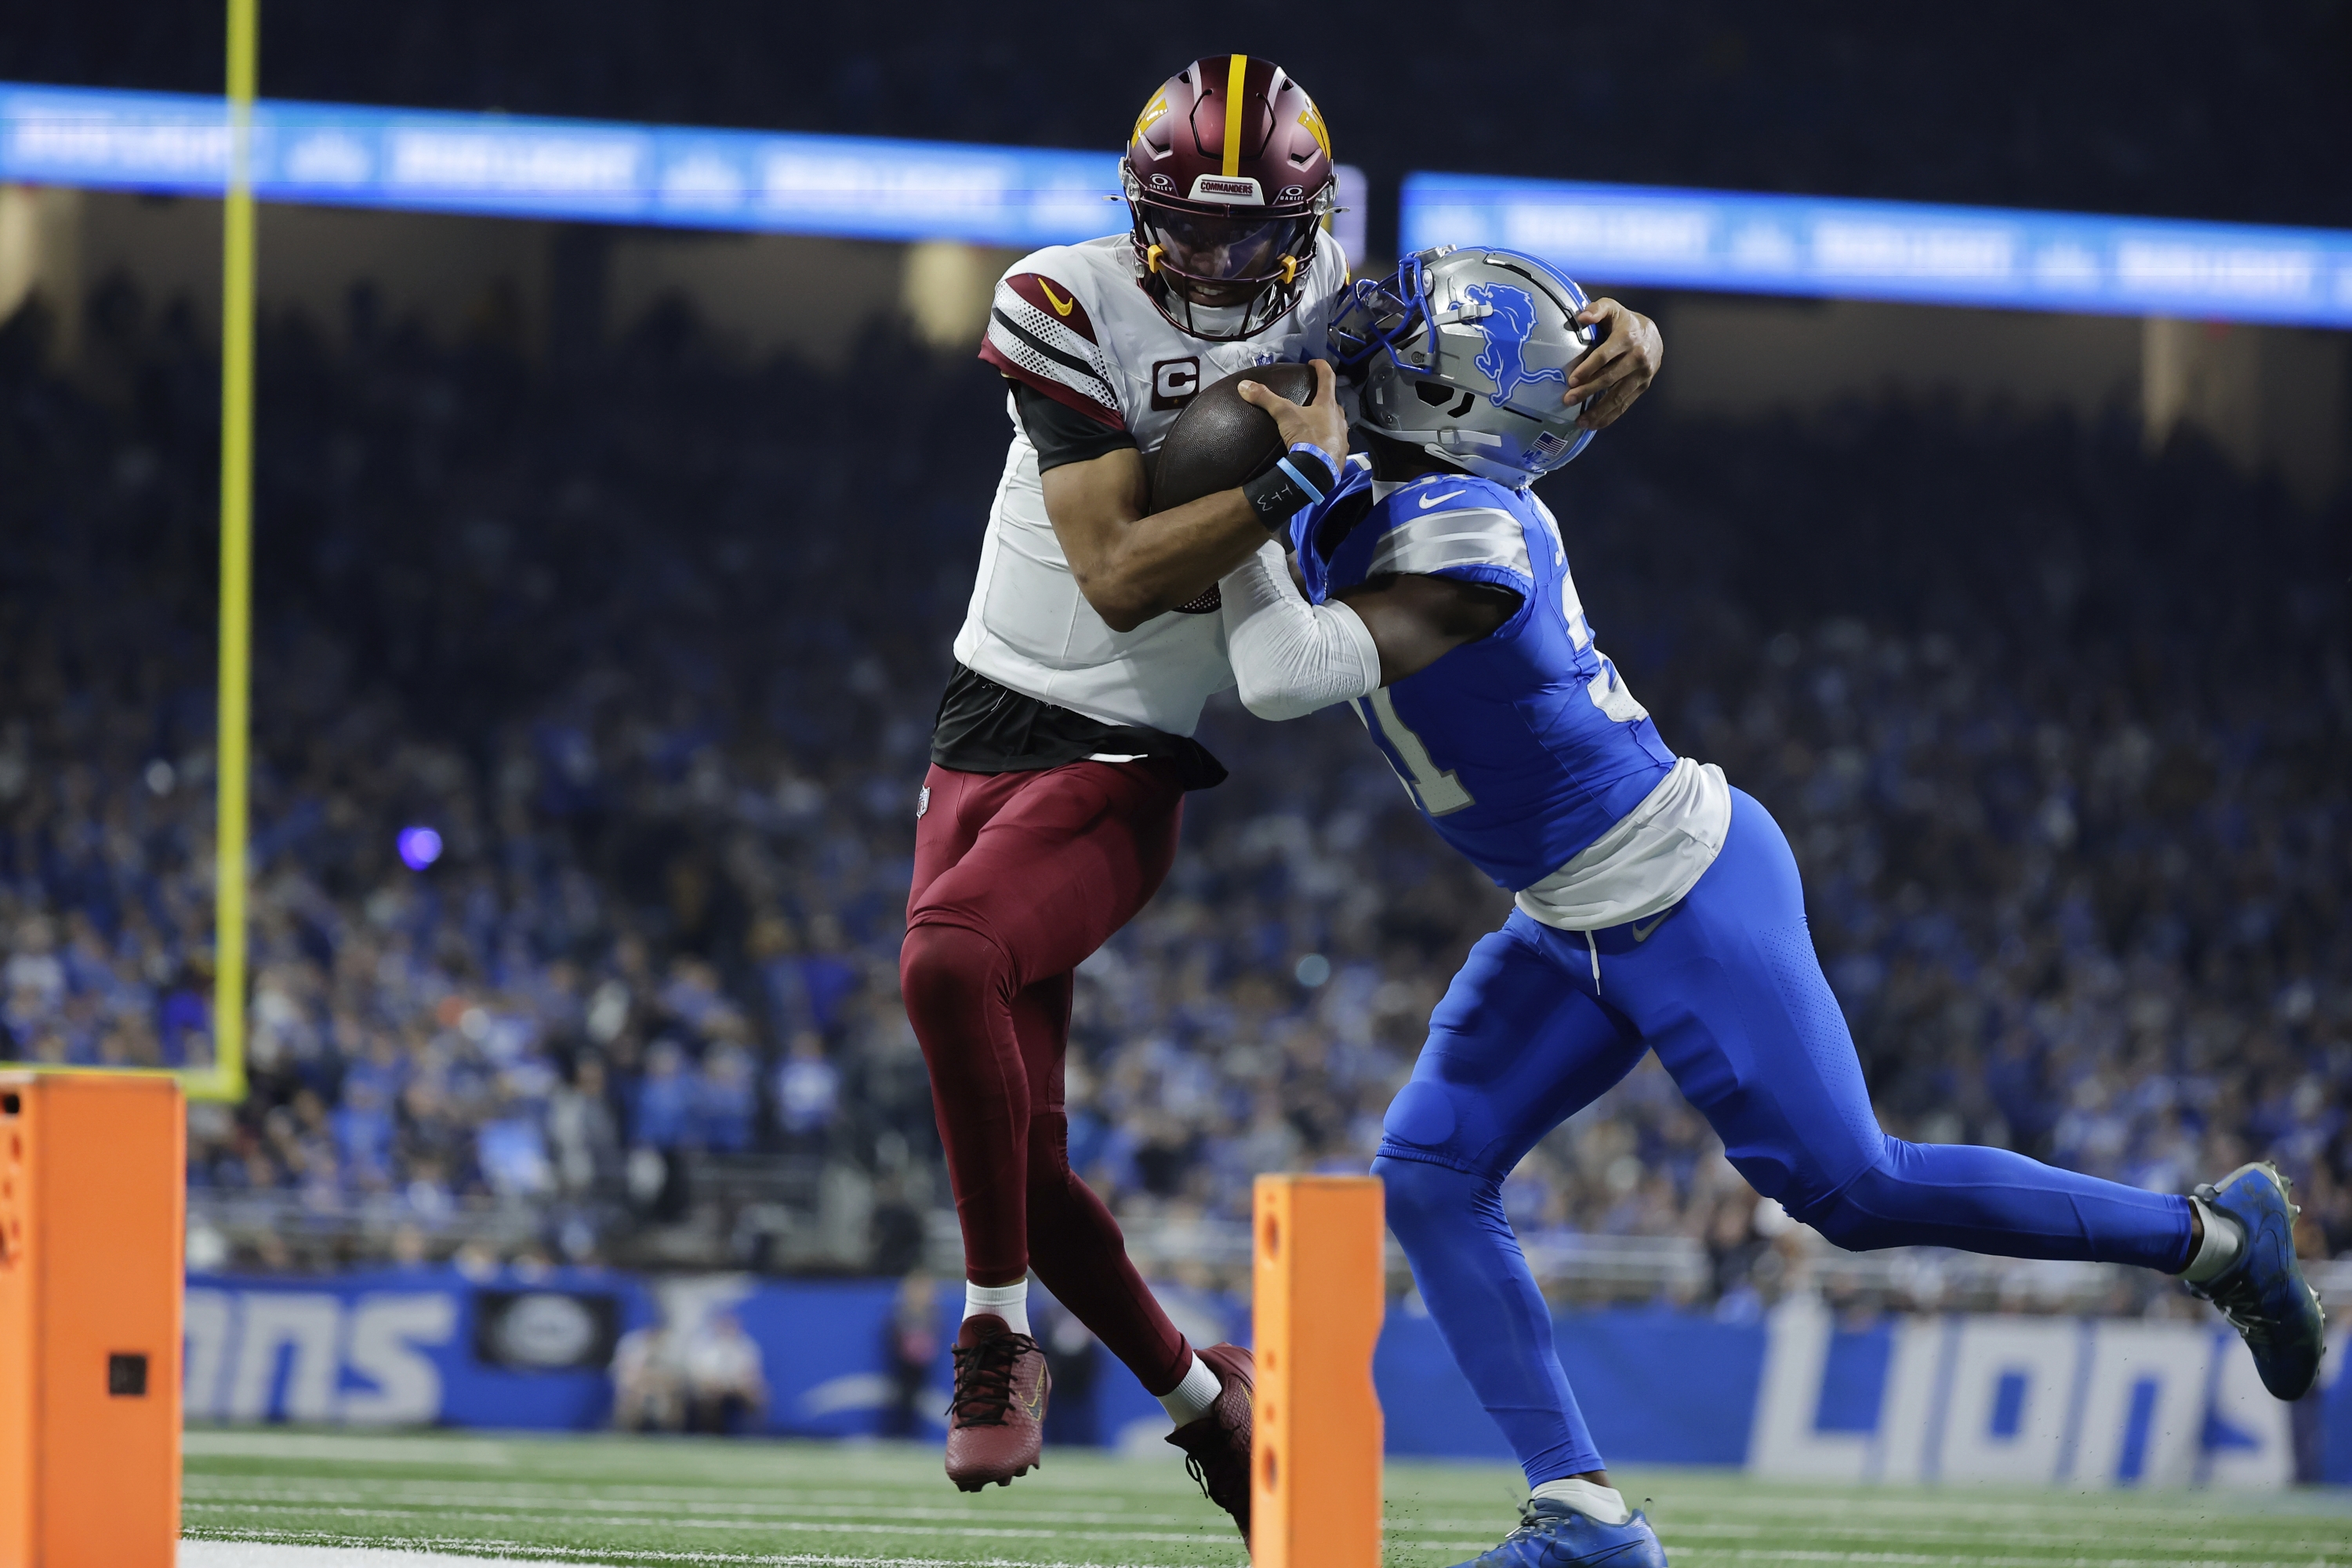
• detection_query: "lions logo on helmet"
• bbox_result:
[1330,246,1602,487]
[1463,284,1566,408]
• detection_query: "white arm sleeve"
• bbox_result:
[1219,541,1383,721]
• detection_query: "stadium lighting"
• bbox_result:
[396,826,445,871]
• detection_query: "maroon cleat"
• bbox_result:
[944,1314,1050,1491]
[1165,1342,1254,1540]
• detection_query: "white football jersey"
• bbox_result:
[956,232,1350,738]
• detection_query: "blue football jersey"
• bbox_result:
[1293,462,1679,892]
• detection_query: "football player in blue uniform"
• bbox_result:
[1216,245,2325,1568]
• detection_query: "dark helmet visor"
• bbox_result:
[1145,207,1311,284]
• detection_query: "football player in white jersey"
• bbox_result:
[900,54,1662,1523]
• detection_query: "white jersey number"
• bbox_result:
[1357,689,1475,815]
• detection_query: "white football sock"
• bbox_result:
[1531,1478,1632,1526]
[2180,1196,2246,1284]
[964,1279,1030,1336]
[1160,1351,1224,1425]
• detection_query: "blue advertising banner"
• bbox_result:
[0,82,1367,261]
[11,79,2347,327]
[1400,172,2352,328]
[180,1269,1236,1444]
[182,1272,2346,1490]
[0,83,1122,245]
[1377,1306,1764,1468]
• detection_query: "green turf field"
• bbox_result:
[183,1428,2352,1567]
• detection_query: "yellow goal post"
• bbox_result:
[9,0,253,1105]
[204,0,257,1105]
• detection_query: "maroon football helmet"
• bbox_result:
[1123,56,1337,341]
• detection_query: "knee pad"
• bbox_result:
[1371,1151,1483,1228]
[1373,1152,1526,1265]
[1377,1076,1503,1178]
[898,921,1009,1021]
[1785,1138,1909,1253]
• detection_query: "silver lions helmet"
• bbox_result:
[1328,245,1601,486]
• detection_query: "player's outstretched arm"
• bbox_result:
[1221,543,1517,721]
[1564,298,1663,430]
[1044,361,1348,633]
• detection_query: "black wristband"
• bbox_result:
[1239,445,1338,532]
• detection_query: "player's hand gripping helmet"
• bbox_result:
[1123,56,1336,342]
[1329,246,1602,487]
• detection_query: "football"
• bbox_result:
[1149,362,1319,512]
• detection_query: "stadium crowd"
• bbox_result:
[1,278,2347,1294]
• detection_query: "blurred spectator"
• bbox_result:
[869,1174,929,1278]
[775,1033,840,1141]
[699,1043,757,1153]
[1705,1193,1770,1314]
[611,1321,686,1432]
[548,1056,622,1197]
[631,1042,695,1151]
[1037,1296,1102,1448]
[332,1080,395,1186]
[880,1274,939,1439]
[684,1310,768,1435]
[477,1098,555,1199]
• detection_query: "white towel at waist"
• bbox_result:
[1513,757,1733,933]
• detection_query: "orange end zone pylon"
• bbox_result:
[0,1073,186,1568]
[1252,1172,1385,1568]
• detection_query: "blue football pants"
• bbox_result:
[1371,788,2194,1486]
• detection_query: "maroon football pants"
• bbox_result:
[900,758,1193,1396]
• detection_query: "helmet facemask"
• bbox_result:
[1327,251,1441,372]
[1124,165,1331,342]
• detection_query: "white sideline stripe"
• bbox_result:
[180,1478,2349,1523]
[187,1533,1230,1568]
[183,1545,551,1567]
[185,1504,1227,1546]
[181,1496,2352,1553]
[186,1483,1170,1514]
[185,1432,518,1466]
[187,1512,2349,1567]
[185,1491,1197,1527]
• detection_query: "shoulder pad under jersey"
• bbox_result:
[981,251,1123,430]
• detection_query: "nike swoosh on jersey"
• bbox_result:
[1630,909,1675,942]
[1037,280,1077,317]
[1416,488,1467,509]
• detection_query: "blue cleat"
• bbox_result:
[2188,1161,2326,1400]
[1445,1497,1668,1568]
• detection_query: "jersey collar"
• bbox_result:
[1372,472,1471,503]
